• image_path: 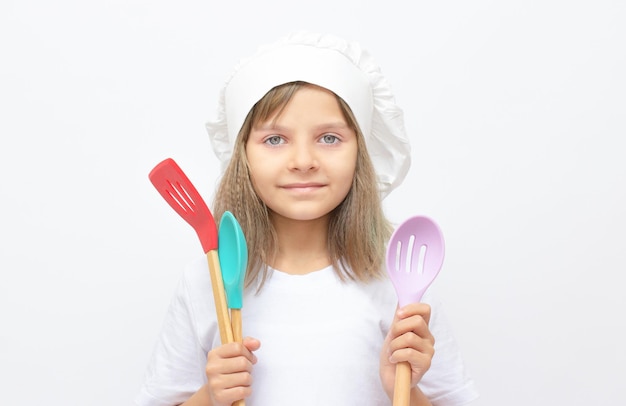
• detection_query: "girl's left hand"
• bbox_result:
[379,303,435,398]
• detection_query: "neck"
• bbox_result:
[269,214,331,275]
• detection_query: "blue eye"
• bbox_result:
[264,135,284,145]
[321,134,339,144]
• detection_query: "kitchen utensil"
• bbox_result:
[149,158,233,345]
[218,211,248,344]
[386,215,445,406]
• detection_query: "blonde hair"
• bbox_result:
[213,82,392,288]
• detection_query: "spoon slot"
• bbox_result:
[394,241,401,272]
[405,234,416,273]
[417,244,427,275]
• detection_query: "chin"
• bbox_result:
[270,208,333,223]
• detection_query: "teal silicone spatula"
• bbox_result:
[218,211,248,345]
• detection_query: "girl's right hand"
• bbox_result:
[205,336,261,406]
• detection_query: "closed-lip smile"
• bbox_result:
[281,182,326,191]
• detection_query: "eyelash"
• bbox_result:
[320,134,340,144]
[264,135,284,146]
[263,134,340,146]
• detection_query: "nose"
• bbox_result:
[288,141,319,172]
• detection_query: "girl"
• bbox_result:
[136,32,478,406]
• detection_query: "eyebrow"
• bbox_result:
[315,122,351,131]
[254,123,288,132]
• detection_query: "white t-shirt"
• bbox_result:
[136,256,479,405]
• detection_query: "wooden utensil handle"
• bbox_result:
[207,250,234,344]
[392,361,411,406]
[231,309,243,343]
[230,309,245,406]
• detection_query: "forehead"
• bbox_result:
[252,83,352,129]
[225,44,373,140]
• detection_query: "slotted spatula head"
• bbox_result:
[149,158,218,254]
[386,215,445,307]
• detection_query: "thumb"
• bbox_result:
[243,336,261,352]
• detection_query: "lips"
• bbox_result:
[281,182,326,193]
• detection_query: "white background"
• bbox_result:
[1,1,624,405]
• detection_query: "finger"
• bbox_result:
[208,367,254,388]
[389,326,434,349]
[397,303,431,324]
[388,333,435,363]
[205,357,255,401]
[389,314,432,340]
[209,353,255,374]
[210,382,253,405]
[211,342,257,363]
[223,370,254,388]
[388,347,433,381]
[389,344,433,363]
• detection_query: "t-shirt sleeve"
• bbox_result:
[419,291,480,406]
[135,262,210,406]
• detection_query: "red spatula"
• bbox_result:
[149,158,233,345]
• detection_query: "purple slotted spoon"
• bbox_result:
[386,215,445,307]
[386,215,445,406]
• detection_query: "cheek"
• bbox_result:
[331,162,357,201]
[340,153,358,183]
[247,168,271,202]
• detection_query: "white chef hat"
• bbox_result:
[206,31,411,198]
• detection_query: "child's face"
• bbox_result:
[246,85,358,223]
